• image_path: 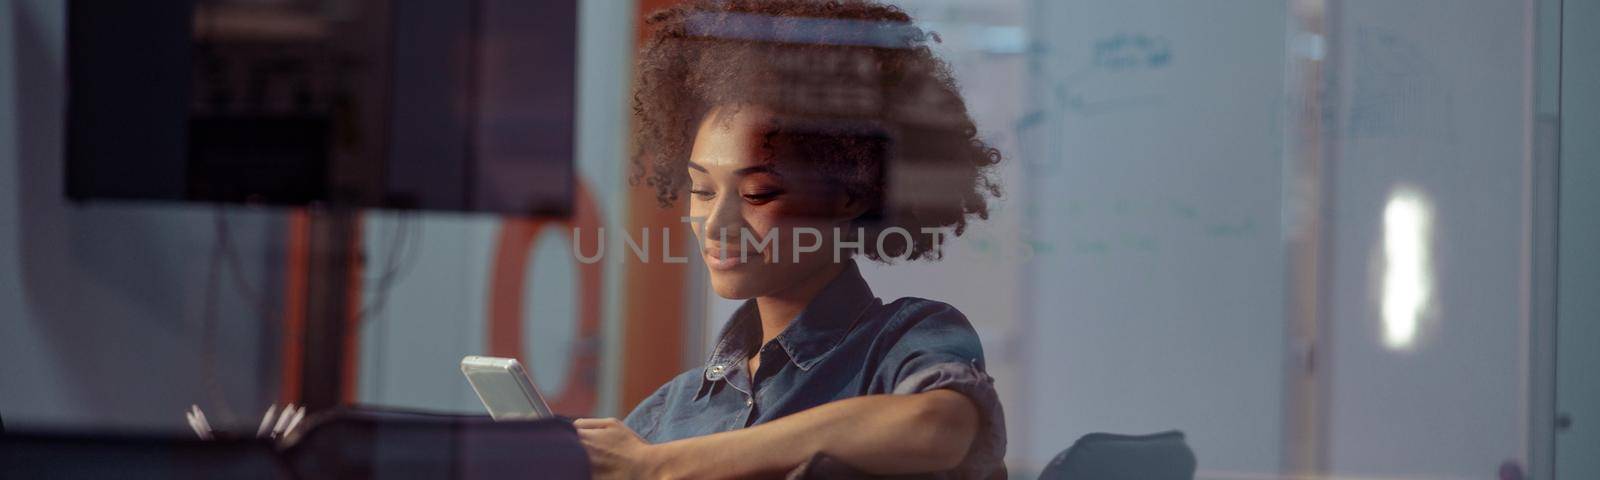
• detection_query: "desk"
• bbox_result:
[1,408,589,479]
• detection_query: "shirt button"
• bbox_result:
[710,365,725,374]
[745,397,754,407]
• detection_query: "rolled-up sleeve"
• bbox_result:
[876,302,1008,480]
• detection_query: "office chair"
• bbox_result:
[1038,430,1196,480]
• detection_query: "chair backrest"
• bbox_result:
[283,407,590,480]
[1038,430,1196,480]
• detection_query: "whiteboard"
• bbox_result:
[1015,0,1290,474]
[1324,0,1532,477]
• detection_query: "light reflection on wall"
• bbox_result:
[1381,185,1435,351]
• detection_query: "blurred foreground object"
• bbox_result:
[3,406,587,480]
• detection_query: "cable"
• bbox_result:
[215,210,277,322]
[199,207,423,419]
[210,208,422,327]
[199,227,238,425]
[354,211,421,321]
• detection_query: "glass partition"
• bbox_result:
[1,0,1584,478]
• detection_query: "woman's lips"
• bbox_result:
[703,246,753,271]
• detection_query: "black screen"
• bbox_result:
[66,0,576,216]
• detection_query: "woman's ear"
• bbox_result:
[835,193,870,224]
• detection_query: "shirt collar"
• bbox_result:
[701,260,879,384]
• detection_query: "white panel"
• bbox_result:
[358,213,496,414]
[1020,0,1289,474]
[1556,1,1600,477]
[1324,0,1531,477]
[525,229,577,395]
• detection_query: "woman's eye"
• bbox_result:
[741,190,783,204]
[689,188,715,199]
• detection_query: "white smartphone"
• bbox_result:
[460,355,554,420]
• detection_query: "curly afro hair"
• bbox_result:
[631,0,1002,262]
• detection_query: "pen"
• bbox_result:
[256,404,278,438]
[271,404,296,438]
[283,405,307,438]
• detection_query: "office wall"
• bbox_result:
[0,0,284,431]
[1017,1,1291,475]
[1557,1,1600,478]
[1323,0,1532,477]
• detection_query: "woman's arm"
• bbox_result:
[577,389,979,479]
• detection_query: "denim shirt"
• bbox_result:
[623,261,1007,479]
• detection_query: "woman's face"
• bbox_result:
[687,105,859,299]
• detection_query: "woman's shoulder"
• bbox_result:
[879,296,971,321]
[863,296,989,369]
[873,296,980,336]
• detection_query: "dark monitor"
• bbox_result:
[66,0,576,216]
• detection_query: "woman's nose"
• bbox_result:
[700,194,745,245]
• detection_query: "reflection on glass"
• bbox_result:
[1382,185,1435,351]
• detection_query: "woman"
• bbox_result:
[577,1,1006,478]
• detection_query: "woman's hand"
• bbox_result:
[575,417,659,479]
[571,392,978,479]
